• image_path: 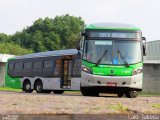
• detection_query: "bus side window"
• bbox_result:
[15,63,23,70]
[8,63,15,76]
[14,62,23,77]
[34,62,43,69]
[24,62,33,70]
[72,58,81,77]
[43,60,55,74]
[44,61,53,68]
[8,63,14,70]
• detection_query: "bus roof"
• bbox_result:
[85,23,141,31]
[15,49,78,59]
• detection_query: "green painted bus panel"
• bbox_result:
[82,60,142,76]
[92,67,132,76]
[5,60,21,89]
[86,24,141,31]
[5,76,21,89]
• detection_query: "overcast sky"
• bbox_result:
[0,0,159,41]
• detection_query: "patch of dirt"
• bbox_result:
[0,91,159,114]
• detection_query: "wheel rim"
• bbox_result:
[37,84,42,91]
[26,83,30,90]
[130,91,138,97]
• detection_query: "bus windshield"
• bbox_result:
[83,40,142,65]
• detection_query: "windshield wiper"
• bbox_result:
[117,50,129,67]
[95,49,108,66]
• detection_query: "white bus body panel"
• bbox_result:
[42,78,61,90]
[21,77,61,90]
[21,77,35,89]
[21,77,81,91]
[81,71,142,89]
[71,78,81,90]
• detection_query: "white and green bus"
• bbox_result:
[5,49,81,94]
[5,23,145,98]
[80,23,146,98]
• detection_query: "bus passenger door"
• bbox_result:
[61,59,72,89]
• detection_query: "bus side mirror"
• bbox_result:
[77,32,83,51]
[76,41,82,55]
[77,41,80,50]
[142,37,146,56]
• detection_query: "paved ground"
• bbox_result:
[0,91,159,115]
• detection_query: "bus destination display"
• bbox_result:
[89,32,139,38]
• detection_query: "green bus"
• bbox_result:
[5,49,81,94]
[80,23,146,98]
[5,23,145,98]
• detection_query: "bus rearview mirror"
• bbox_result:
[142,37,146,56]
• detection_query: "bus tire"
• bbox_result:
[43,90,52,93]
[23,80,33,93]
[53,90,64,94]
[35,80,44,93]
[117,92,124,97]
[80,87,99,97]
[125,90,138,98]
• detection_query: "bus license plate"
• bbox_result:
[106,82,117,87]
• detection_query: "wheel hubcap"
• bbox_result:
[26,84,30,90]
[37,85,41,91]
[131,91,138,96]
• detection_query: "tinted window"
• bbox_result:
[8,63,14,70]
[72,58,81,76]
[44,61,53,68]
[34,62,43,69]
[15,63,23,70]
[24,62,33,69]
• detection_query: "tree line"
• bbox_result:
[0,14,85,55]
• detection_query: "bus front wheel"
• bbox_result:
[80,87,99,97]
[125,90,138,98]
[117,92,124,97]
[23,80,33,93]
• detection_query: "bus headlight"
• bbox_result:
[82,66,92,74]
[132,68,142,76]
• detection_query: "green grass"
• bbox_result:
[140,92,160,97]
[0,87,21,92]
[108,103,129,112]
[152,104,160,109]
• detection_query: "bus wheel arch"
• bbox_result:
[23,79,33,93]
[34,79,44,93]
[125,90,139,98]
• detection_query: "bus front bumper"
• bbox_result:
[81,72,142,91]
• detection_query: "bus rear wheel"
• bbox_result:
[53,90,64,94]
[35,81,44,93]
[43,90,52,93]
[23,80,33,93]
[125,90,138,98]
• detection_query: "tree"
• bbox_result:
[0,42,33,55]
[8,14,85,53]
[53,14,84,48]
[0,33,11,42]
[5,14,84,52]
